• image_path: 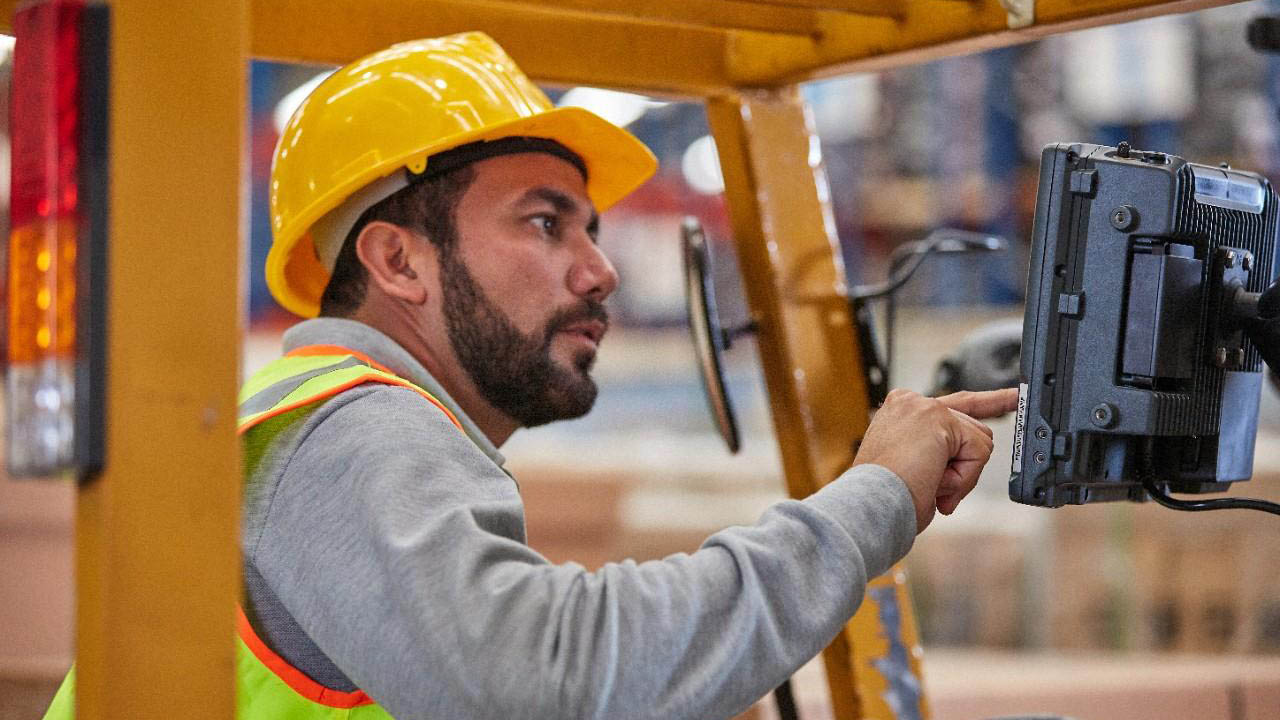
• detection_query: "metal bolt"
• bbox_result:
[1090,403,1117,429]
[1117,141,1131,158]
[1243,253,1254,272]
[1035,427,1049,440]
[1224,250,1238,269]
[1232,349,1247,366]
[1214,347,1229,367]
[1034,452,1047,464]
[1110,205,1137,231]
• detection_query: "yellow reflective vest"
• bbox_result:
[44,345,462,719]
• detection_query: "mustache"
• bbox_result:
[543,300,609,343]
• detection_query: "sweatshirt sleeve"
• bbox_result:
[251,387,916,720]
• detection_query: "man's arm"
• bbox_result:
[252,386,1005,720]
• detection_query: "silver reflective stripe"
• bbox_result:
[237,356,367,418]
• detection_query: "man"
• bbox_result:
[47,32,1016,720]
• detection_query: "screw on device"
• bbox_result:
[1110,205,1138,232]
[1090,403,1117,428]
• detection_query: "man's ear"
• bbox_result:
[355,221,430,305]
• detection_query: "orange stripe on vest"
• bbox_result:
[237,606,375,708]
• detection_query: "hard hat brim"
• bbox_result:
[266,106,658,318]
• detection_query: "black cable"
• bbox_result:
[1141,477,1280,516]
[850,231,1006,380]
[848,240,932,301]
[773,678,800,720]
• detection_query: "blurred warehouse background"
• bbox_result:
[4,1,1280,718]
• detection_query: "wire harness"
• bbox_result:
[1141,477,1280,516]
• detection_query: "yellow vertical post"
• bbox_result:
[74,1,245,718]
[706,89,929,720]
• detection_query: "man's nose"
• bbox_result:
[568,238,619,302]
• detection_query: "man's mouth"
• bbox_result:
[558,319,607,346]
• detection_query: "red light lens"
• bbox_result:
[11,0,83,229]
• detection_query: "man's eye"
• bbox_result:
[530,214,558,235]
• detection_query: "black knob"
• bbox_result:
[1247,16,1280,53]
[1259,281,1280,320]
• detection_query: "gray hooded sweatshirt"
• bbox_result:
[241,318,916,720]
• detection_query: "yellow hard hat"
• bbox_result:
[267,32,659,317]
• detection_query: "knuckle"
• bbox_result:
[929,400,951,420]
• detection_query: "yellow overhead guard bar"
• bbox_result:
[0,0,1241,93]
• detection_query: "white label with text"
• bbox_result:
[1011,383,1029,473]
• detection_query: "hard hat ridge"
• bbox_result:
[414,137,587,184]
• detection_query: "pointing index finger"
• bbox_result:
[936,388,1020,420]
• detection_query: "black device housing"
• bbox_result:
[1011,143,1280,507]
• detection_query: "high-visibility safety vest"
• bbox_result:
[43,345,464,719]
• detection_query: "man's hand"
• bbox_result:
[854,388,1019,533]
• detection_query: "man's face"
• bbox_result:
[437,152,618,427]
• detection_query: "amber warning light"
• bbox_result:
[6,0,108,478]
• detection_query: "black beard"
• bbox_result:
[439,247,607,428]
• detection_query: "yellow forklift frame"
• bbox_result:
[0,0,1245,717]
